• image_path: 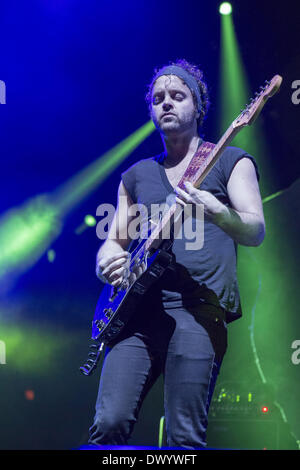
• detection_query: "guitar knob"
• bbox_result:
[103,308,113,319]
[95,319,105,331]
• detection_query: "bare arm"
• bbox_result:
[213,157,265,246]
[96,181,134,286]
[176,157,265,247]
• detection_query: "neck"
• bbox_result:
[161,129,200,166]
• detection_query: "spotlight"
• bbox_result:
[219,2,232,15]
[84,215,96,227]
[75,214,97,235]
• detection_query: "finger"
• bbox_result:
[184,181,194,189]
[176,196,187,207]
[176,190,193,204]
[103,252,130,267]
[99,251,130,270]
[175,189,190,203]
[184,181,197,195]
[111,277,123,287]
[141,261,147,272]
[135,266,143,277]
[132,264,141,276]
[175,186,189,197]
[129,272,137,284]
[108,266,127,282]
[101,257,129,276]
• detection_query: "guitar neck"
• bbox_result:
[193,123,240,188]
[144,122,241,253]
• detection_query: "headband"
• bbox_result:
[153,65,202,113]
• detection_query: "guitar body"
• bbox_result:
[91,243,174,344]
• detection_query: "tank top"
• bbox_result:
[121,143,260,323]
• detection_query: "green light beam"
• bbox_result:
[0,194,62,293]
[219,11,270,178]
[0,316,84,374]
[52,120,155,214]
[218,11,297,446]
[0,121,155,292]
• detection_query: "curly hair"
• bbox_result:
[145,58,210,132]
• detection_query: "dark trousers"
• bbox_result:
[88,304,227,449]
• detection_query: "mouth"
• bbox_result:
[161,113,176,120]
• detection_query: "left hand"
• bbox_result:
[175,181,225,223]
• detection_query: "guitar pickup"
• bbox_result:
[103,308,113,319]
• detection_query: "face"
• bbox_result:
[150,75,199,136]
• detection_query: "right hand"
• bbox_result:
[96,251,130,287]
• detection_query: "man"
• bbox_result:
[87,59,265,449]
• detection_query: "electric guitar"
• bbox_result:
[80,74,282,376]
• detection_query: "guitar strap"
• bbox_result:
[177,140,216,190]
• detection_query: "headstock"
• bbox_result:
[233,74,283,129]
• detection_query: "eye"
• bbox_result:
[174,93,184,100]
[153,94,163,105]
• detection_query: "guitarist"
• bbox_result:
[87,59,265,448]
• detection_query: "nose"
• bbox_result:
[162,98,173,111]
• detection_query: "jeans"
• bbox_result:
[88,304,227,449]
